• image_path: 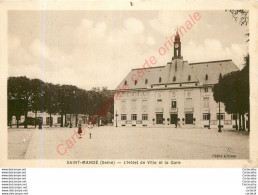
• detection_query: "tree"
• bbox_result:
[44,83,59,127]
[213,55,249,131]
[8,76,32,128]
[30,79,45,127]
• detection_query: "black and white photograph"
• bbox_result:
[2,5,254,166]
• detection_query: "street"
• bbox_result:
[8,126,249,159]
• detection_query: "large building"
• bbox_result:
[114,32,239,128]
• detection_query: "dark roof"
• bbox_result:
[116,59,239,90]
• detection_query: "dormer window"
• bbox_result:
[205,74,208,80]
[145,79,148,84]
[173,76,176,82]
[135,80,137,85]
[124,80,127,85]
[188,75,191,81]
[159,77,162,83]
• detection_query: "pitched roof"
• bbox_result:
[189,60,239,85]
[116,59,239,90]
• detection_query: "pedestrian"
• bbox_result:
[78,122,82,138]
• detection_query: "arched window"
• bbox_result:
[173,76,176,82]
[145,79,148,84]
[205,74,208,80]
[159,77,162,83]
[135,80,137,85]
[188,75,191,81]
[124,80,127,85]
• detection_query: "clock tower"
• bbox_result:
[172,31,183,60]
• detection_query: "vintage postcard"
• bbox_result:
[0,1,257,167]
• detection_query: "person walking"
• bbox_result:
[78,122,82,138]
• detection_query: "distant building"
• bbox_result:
[11,112,87,127]
[114,32,239,128]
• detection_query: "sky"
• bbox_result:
[8,10,248,90]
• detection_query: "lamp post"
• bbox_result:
[218,102,222,132]
[167,118,170,125]
[115,110,118,127]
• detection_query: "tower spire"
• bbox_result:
[172,29,183,60]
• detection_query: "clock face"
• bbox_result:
[175,43,179,48]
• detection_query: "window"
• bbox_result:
[204,87,208,93]
[159,77,162,83]
[157,99,162,108]
[185,98,192,108]
[142,100,148,110]
[124,80,127,85]
[46,117,53,125]
[135,80,137,85]
[171,101,177,108]
[131,114,137,120]
[57,117,62,124]
[121,100,126,110]
[145,79,148,84]
[203,113,210,120]
[203,97,209,108]
[121,114,127,120]
[188,75,191,81]
[205,74,208,80]
[131,100,137,110]
[217,113,225,120]
[173,76,176,82]
[142,114,148,120]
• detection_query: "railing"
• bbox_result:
[155,107,163,112]
[126,120,132,124]
[203,108,210,112]
[184,107,194,112]
[169,108,178,113]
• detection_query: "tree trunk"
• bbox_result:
[61,114,63,127]
[75,114,78,127]
[34,111,37,128]
[70,114,72,128]
[235,113,238,130]
[50,113,52,127]
[248,112,250,132]
[242,114,245,131]
[24,111,28,128]
[16,118,19,128]
[239,113,242,130]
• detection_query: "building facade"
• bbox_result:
[114,32,239,128]
[11,112,88,127]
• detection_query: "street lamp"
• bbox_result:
[115,110,118,127]
[218,101,222,132]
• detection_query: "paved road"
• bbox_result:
[8,126,249,159]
